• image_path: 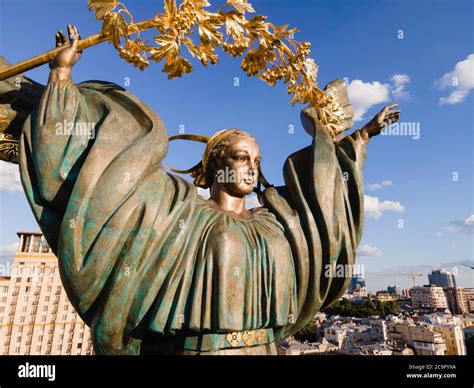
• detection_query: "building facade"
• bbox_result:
[388,323,447,356]
[432,324,466,355]
[0,232,93,355]
[411,286,448,310]
[456,288,474,314]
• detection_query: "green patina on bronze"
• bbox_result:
[3,68,367,354]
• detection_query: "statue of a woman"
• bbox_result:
[18,26,400,355]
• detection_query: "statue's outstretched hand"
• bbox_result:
[360,104,401,141]
[48,25,82,82]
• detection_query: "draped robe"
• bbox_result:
[18,79,367,354]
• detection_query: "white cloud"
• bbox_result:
[447,214,474,234]
[347,74,411,122]
[347,80,390,122]
[196,188,261,209]
[196,187,210,199]
[435,53,474,105]
[365,180,392,191]
[364,195,405,219]
[0,242,17,260]
[0,163,23,193]
[357,244,383,258]
[391,74,410,100]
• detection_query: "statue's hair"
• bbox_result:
[205,130,257,188]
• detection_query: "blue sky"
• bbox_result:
[0,0,473,291]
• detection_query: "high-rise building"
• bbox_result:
[0,232,93,355]
[411,286,448,310]
[349,274,366,291]
[428,269,456,288]
[443,287,474,315]
[456,288,474,313]
[432,324,466,355]
[387,285,401,295]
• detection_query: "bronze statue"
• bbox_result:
[3,21,400,354]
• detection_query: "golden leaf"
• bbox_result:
[224,11,245,38]
[164,0,177,17]
[88,0,117,20]
[226,0,255,14]
[102,12,128,46]
[150,35,179,63]
[198,18,224,45]
[163,54,193,79]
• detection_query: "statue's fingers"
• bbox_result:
[67,24,74,40]
[67,24,79,51]
[387,111,401,118]
[385,114,400,125]
[58,30,68,45]
[55,32,61,47]
[73,26,84,53]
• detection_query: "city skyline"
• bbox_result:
[0,0,473,293]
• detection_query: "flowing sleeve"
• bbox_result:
[262,107,367,341]
[19,79,199,354]
[19,79,169,252]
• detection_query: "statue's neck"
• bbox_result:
[208,185,251,220]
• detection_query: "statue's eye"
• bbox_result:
[236,155,246,161]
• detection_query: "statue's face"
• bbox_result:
[215,134,261,197]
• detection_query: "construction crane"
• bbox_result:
[406,273,424,287]
[380,272,425,287]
